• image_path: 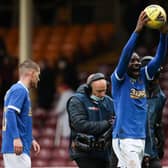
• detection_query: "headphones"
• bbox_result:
[141,55,162,77]
[141,56,153,67]
[86,73,106,94]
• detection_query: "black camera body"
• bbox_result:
[73,128,112,152]
[74,133,95,152]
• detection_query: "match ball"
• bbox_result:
[144,4,167,29]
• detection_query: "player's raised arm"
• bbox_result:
[146,24,168,79]
[115,11,148,79]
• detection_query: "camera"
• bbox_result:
[74,133,95,152]
[73,128,112,152]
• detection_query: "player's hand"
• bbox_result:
[32,139,40,156]
[13,138,23,155]
[135,11,149,33]
[159,24,168,34]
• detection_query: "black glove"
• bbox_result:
[142,156,150,168]
[108,116,116,126]
[154,123,165,159]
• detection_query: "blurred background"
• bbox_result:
[0,0,168,167]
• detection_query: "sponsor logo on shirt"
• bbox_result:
[130,88,146,99]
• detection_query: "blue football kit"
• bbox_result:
[1,81,33,156]
[111,32,167,139]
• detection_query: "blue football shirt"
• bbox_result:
[112,70,147,139]
[111,32,167,139]
[1,81,33,156]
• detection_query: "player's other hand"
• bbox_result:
[160,24,168,34]
[135,11,149,33]
[32,139,40,156]
[13,138,23,155]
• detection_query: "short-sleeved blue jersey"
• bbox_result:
[1,81,33,156]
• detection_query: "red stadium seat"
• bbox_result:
[48,159,67,167]
[45,116,57,128]
[59,138,70,149]
[39,137,54,149]
[33,108,47,120]
[161,159,168,167]
[41,127,55,138]
[34,148,51,161]
[32,159,48,167]
[32,128,40,139]
[0,159,4,168]
[52,148,70,161]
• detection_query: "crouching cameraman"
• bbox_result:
[67,73,114,168]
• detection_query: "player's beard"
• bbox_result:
[30,79,38,88]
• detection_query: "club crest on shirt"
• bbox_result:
[130,88,146,99]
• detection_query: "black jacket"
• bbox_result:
[67,84,114,161]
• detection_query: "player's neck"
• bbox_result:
[19,78,30,89]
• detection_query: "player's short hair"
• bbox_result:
[19,59,40,75]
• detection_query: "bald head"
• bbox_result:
[87,73,105,85]
[87,73,107,98]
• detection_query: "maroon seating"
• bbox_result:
[48,159,67,167]
[38,137,54,149]
[52,148,70,161]
[41,127,55,139]
[32,159,49,167]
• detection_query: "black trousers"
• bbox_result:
[142,157,162,168]
[110,147,118,168]
[75,157,110,168]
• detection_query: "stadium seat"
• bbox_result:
[45,116,57,128]
[38,137,54,149]
[35,148,51,160]
[48,159,67,167]
[33,108,47,120]
[32,160,48,167]
[162,159,168,167]
[79,36,97,56]
[0,154,4,167]
[52,148,70,161]
[43,43,60,62]
[41,127,55,139]
[59,138,70,149]
[61,41,78,59]
[98,23,115,45]
[32,50,43,62]
[0,159,4,167]
[52,26,67,37]
[32,128,40,139]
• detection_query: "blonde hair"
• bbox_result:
[19,59,40,76]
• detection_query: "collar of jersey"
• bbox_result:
[18,81,29,93]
